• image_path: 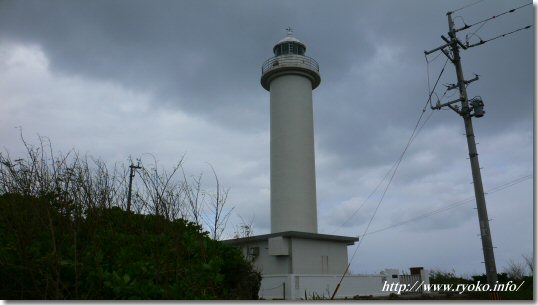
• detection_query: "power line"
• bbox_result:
[426,49,444,64]
[332,110,429,298]
[465,24,532,48]
[332,60,446,236]
[332,59,447,236]
[331,62,450,298]
[450,0,486,14]
[486,174,532,193]
[455,2,532,33]
[331,105,431,299]
[413,108,435,142]
[422,7,527,287]
[467,18,489,41]
[362,174,532,237]
[350,103,433,244]
[332,1,530,290]
[331,162,396,234]
[331,173,532,298]
[426,57,450,108]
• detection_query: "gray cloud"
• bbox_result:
[0,0,533,275]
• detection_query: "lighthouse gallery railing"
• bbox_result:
[261,55,319,75]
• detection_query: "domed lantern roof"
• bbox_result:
[272,28,307,56]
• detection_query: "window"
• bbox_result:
[274,43,305,56]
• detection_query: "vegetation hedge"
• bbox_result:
[0,192,260,300]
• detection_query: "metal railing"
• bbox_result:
[261,55,319,75]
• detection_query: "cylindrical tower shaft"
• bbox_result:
[261,31,321,233]
[270,74,317,233]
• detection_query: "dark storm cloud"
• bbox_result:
[0,0,533,274]
[0,0,531,135]
[0,0,280,129]
[310,0,532,170]
[0,1,426,127]
[0,0,531,189]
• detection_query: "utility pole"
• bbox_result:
[425,12,497,286]
[127,160,141,213]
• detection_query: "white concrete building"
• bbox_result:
[225,231,356,275]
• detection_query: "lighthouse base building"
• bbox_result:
[226,231,357,275]
[224,31,427,299]
[226,232,403,299]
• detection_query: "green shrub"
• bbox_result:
[0,192,260,300]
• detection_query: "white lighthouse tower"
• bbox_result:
[261,28,320,234]
[223,30,391,299]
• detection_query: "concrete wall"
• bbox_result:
[290,238,349,274]
[237,235,351,275]
[238,239,290,275]
[260,270,400,300]
[269,73,318,233]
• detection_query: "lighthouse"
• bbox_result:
[224,29,367,299]
[261,28,321,234]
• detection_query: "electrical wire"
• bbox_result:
[450,0,486,14]
[466,24,532,48]
[331,59,451,298]
[413,108,435,142]
[332,59,447,236]
[361,174,532,237]
[353,103,429,243]
[426,57,450,108]
[486,174,532,193]
[330,6,529,289]
[427,49,444,64]
[330,161,397,234]
[331,107,431,298]
[466,19,488,43]
[456,2,532,32]
[331,172,531,299]
[330,3,535,295]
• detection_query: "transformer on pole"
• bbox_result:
[425,11,498,287]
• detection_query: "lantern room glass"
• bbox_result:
[274,42,305,56]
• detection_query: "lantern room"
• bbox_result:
[273,31,307,56]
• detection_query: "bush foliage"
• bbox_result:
[0,192,260,300]
[0,136,260,299]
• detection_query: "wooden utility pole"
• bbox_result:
[127,160,141,213]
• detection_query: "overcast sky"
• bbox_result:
[0,0,534,276]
